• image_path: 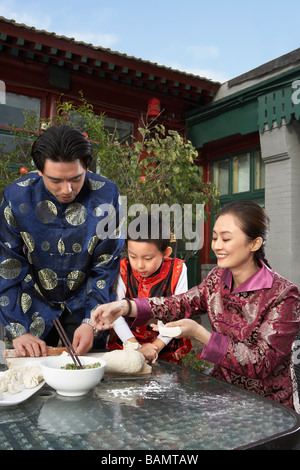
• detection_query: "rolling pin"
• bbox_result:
[2,346,68,358]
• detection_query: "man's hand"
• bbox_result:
[72,323,94,356]
[12,333,48,357]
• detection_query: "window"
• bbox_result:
[67,112,134,145]
[213,159,229,196]
[213,149,265,199]
[0,92,41,150]
[103,117,133,145]
[254,149,265,190]
[0,92,41,128]
[0,92,41,171]
[232,153,250,193]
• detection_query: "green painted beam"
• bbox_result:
[187,101,258,148]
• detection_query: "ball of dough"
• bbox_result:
[103,348,145,374]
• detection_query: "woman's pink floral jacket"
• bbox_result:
[132,263,300,409]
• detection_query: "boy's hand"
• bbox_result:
[139,343,158,364]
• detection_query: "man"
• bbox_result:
[0,125,124,357]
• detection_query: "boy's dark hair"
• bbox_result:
[31,124,93,172]
[127,213,171,253]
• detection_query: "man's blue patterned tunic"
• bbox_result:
[0,171,124,339]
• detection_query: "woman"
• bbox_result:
[92,201,300,410]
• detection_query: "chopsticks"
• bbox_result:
[53,318,83,369]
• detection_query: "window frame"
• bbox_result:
[212,147,265,203]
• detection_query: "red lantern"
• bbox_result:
[147,98,161,119]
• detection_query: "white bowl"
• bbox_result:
[40,355,106,396]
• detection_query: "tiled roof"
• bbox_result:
[0,16,220,103]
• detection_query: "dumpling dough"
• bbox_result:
[4,369,18,383]
[158,320,182,338]
[8,379,22,394]
[19,366,43,388]
[103,348,145,374]
[0,376,8,392]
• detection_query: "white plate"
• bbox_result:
[0,371,45,406]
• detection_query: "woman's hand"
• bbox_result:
[91,300,132,331]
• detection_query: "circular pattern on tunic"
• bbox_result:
[38,269,58,290]
[93,205,103,217]
[72,243,82,253]
[21,293,32,313]
[65,203,87,226]
[4,205,17,227]
[29,313,45,337]
[5,323,27,338]
[20,232,35,253]
[96,279,106,290]
[67,270,85,290]
[0,259,22,279]
[36,200,57,224]
[16,178,35,187]
[57,238,65,255]
[96,254,113,266]
[87,179,105,190]
[87,236,99,255]
[19,203,29,214]
[41,241,50,251]
[0,296,10,307]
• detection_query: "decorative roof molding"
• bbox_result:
[0,16,220,104]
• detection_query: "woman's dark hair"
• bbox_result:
[127,213,171,253]
[31,125,93,172]
[217,200,271,268]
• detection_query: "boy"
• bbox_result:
[107,213,192,364]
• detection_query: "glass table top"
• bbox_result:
[0,361,299,450]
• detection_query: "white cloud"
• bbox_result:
[0,0,51,30]
[186,45,220,60]
[182,66,228,83]
[163,59,228,83]
[61,31,119,49]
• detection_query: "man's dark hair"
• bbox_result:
[31,124,93,172]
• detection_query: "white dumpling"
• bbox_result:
[19,366,43,386]
[8,379,22,394]
[23,375,40,389]
[4,369,18,383]
[0,376,8,392]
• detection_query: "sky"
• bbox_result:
[0,0,300,83]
